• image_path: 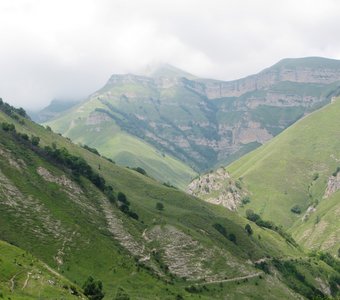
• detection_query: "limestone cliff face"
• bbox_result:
[199,58,340,99]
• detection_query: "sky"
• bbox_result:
[1,0,340,110]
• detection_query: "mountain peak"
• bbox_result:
[271,56,340,70]
[143,63,196,79]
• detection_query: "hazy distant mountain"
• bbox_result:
[29,98,81,123]
[46,57,340,177]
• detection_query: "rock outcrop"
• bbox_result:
[323,171,340,198]
[187,168,247,211]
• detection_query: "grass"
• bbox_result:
[222,98,340,253]
[0,104,339,299]
[0,240,83,299]
[45,96,198,189]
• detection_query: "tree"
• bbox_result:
[228,233,237,244]
[290,205,301,214]
[117,192,128,204]
[82,276,104,300]
[245,224,253,235]
[246,209,260,222]
[212,223,227,238]
[156,202,164,211]
[31,135,40,146]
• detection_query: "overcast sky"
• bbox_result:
[1,0,340,109]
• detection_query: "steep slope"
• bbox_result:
[44,97,197,189]
[46,57,340,176]
[190,97,340,256]
[0,240,84,299]
[29,98,80,123]
[1,100,339,299]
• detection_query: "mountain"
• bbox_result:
[189,97,340,256]
[45,57,340,183]
[28,98,81,123]
[1,99,339,299]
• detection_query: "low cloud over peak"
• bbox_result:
[1,0,340,109]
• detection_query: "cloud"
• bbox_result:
[1,0,340,109]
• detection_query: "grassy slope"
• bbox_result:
[45,98,197,190]
[0,240,83,299]
[226,98,340,254]
[0,108,334,299]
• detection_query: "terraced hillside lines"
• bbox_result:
[0,240,84,299]
[46,57,340,177]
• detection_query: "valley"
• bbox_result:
[1,98,339,299]
[43,58,340,189]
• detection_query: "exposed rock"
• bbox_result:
[86,111,111,125]
[302,205,316,222]
[144,224,249,281]
[37,167,82,194]
[315,277,331,296]
[323,172,340,198]
[0,146,26,171]
[187,168,247,211]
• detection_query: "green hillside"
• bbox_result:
[197,98,340,256]
[0,240,84,299]
[1,99,339,299]
[45,97,197,190]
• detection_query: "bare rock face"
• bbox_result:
[323,172,340,198]
[187,168,247,211]
[86,111,111,125]
[201,65,340,99]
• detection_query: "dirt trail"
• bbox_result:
[22,272,32,290]
[9,273,17,292]
[198,272,263,285]
[9,271,24,292]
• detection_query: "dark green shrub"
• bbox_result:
[213,223,228,238]
[82,276,104,300]
[156,202,164,211]
[245,224,253,235]
[291,205,301,214]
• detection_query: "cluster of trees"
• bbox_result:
[0,98,27,119]
[333,166,340,177]
[272,258,326,299]
[1,122,40,146]
[0,118,141,222]
[82,144,100,156]
[82,276,104,300]
[43,145,139,220]
[212,223,237,244]
[43,144,106,190]
[246,209,297,246]
[117,192,139,220]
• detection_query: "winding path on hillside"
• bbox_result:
[196,272,263,285]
